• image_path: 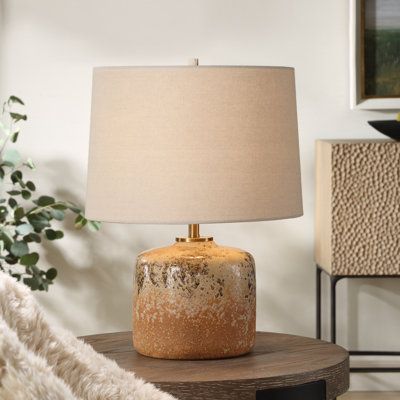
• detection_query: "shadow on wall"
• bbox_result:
[31,159,148,334]
[346,278,400,351]
[242,220,313,336]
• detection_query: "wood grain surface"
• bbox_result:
[82,331,349,400]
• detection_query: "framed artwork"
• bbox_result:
[350,0,400,109]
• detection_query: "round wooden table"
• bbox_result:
[82,331,349,400]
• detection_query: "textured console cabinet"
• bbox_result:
[315,139,400,276]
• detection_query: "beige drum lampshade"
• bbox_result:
[85,66,303,224]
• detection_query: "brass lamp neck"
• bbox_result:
[176,224,213,243]
[189,224,200,239]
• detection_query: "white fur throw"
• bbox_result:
[0,272,177,400]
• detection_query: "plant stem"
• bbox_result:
[26,202,65,216]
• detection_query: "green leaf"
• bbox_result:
[51,204,67,210]
[23,277,39,290]
[9,96,24,105]
[87,220,101,232]
[11,170,24,187]
[0,227,14,246]
[10,131,19,143]
[30,265,41,275]
[3,149,21,167]
[23,233,41,243]
[45,229,64,240]
[0,168,4,180]
[0,206,8,220]
[74,214,87,229]
[10,241,29,257]
[36,196,55,207]
[27,214,50,232]
[16,223,33,236]
[20,252,39,266]
[65,202,81,213]
[40,210,52,220]
[26,181,36,191]
[9,112,27,122]
[5,254,18,265]
[21,190,31,200]
[24,158,36,170]
[50,209,64,221]
[45,268,57,280]
[7,190,21,196]
[39,281,49,291]
[14,207,25,220]
[45,229,57,240]
[8,198,17,209]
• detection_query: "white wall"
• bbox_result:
[1,0,399,391]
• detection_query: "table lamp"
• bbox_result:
[85,62,303,360]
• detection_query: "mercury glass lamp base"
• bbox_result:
[133,239,256,360]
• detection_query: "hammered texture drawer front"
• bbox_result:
[315,140,400,276]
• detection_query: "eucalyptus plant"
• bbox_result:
[0,96,99,291]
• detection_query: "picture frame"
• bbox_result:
[350,0,400,110]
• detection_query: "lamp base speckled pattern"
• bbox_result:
[133,240,256,360]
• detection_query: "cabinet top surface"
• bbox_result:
[316,139,396,144]
[81,331,348,384]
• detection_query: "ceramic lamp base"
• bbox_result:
[133,239,256,360]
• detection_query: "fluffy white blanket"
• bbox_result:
[0,272,177,400]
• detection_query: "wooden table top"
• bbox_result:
[82,331,349,400]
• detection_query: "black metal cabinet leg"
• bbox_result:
[316,266,400,373]
[316,266,322,340]
[330,276,339,344]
